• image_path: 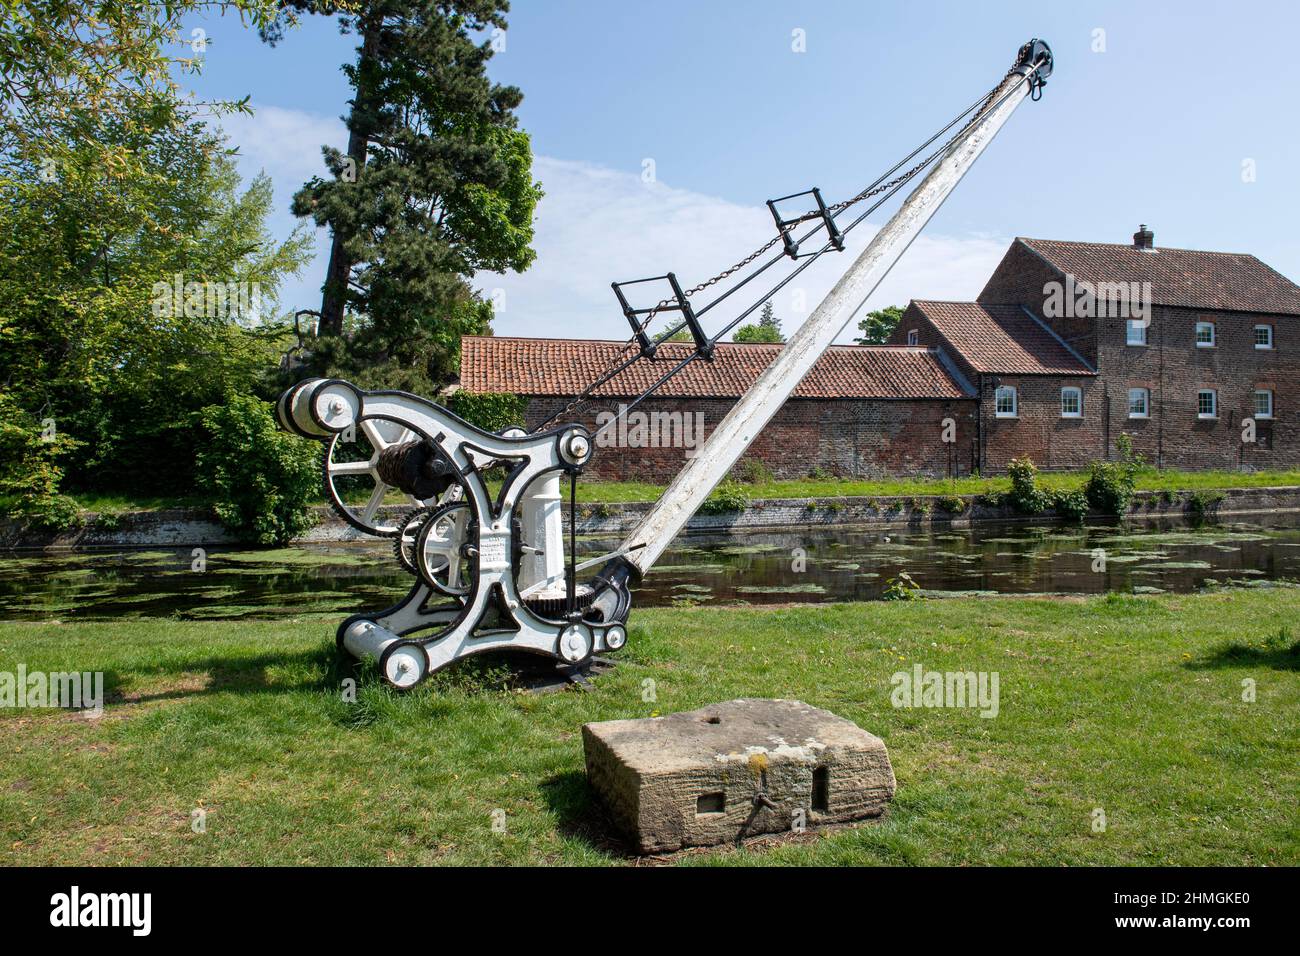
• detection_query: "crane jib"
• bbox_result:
[587,39,1053,601]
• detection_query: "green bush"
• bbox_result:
[699,480,749,515]
[937,495,967,514]
[446,391,527,433]
[882,571,920,601]
[1007,456,1046,514]
[731,458,774,484]
[1048,488,1089,523]
[1186,490,1225,521]
[195,395,321,545]
[1084,459,1137,515]
[0,394,82,530]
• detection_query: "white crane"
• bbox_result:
[278,39,1053,688]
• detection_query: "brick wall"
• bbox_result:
[526,396,978,482]
[891,302,1104,473]
[977,374,1104,473]
[1093,305,1299,470]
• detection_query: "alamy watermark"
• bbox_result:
[1,665,104,717]
[595,404,705,457]
[1043,274,1151,324]
[151,273,263,326]
[890,663,999,718]
[50,886,150,936]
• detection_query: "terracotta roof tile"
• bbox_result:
[460,337,972,400]
[911,300,1095,375]
[1019,238,1300,315]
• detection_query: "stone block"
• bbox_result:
[582,698,895,853]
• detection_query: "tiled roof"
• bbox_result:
[460,336,973,400]
[910,301,1095,375]
[1019,238,1300,315]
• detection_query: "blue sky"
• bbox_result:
[186,0,1300,341]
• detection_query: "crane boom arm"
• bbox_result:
[615,40,1051,579]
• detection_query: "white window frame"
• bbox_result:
[907,329,919,346]
[1060,386,1082,418]
[1195,321,1216,348]
[1254,389,1274,419]
[1197,389,1218,419]
[1127,388,1149,419]
[994,385,1017,419]
[1126,319,1147,346]
[1254,324,1273,350]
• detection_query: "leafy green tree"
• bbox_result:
[0,1,285,173]
[196,394,320,545]
[283,0,541,392]
[733,301,783,343]
[0,108,313,512]
[854,305,905,345]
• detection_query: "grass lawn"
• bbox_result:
[561,467,1300,504]
[61,467,1300,513]
[2,588,1297,866]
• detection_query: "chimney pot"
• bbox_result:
[1133,224,1155,250]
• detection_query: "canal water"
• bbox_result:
[2,516,1298,622]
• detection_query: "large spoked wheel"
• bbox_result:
[416,501,474,597]
[323,417,421,537]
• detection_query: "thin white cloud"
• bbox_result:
[480,155,1010,342]
[218,106,1010,338]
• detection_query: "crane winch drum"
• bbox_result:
[277,38,1053,688]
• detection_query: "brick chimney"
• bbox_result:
[1132,223,1155,250]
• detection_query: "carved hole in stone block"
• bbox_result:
[696,792,726,815]
[811,766,829,813]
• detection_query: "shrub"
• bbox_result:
[882,571,920,601]
[1186,490,1225,522]
[1007,456,1046,514]
[196,394,321,545]
[1084,459,1137,515]
[1115,432,1148,470]
[808,464,833,480]
[731,458,774,484]
[937,495,967,514]
[446,391,527,433]
[1048,488,1089,523]
[699,480,749,515]
[0,394,82,530]
[93,510,125,531]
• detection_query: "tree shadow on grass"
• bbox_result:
[102,644,343,705]
[539,770,635,861]
[1183,631,1300,672]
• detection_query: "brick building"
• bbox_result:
[460,227,1300,480]
[459,337,975,481]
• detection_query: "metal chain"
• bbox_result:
[535,51,1034,433]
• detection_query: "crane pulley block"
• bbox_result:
[767,186,845,260]
[611,272,714,361]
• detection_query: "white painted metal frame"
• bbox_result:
[279,379,624,687]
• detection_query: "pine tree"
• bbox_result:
[279,1,542,387]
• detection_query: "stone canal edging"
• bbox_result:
[3,485,1299,550]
